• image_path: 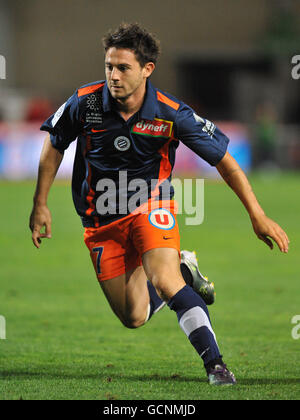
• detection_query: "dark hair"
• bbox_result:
[102,23,161,67]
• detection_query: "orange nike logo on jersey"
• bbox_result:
[91,128,107,133]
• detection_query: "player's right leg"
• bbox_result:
[84,218,153,329]
[98,265,150,329]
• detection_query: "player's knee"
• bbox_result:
[120,311,147,329]
[149,275,166,300]
[150,271,185,302]
[121,316,145,329]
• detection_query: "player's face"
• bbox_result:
[105,48,154,101]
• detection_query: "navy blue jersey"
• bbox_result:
[40,80,229,227]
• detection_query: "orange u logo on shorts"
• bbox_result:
[149,208,175,230]
[155,214,169,225]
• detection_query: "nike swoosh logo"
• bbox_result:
[200,347,210,358]
[91,128,107,133]
[163,236,173,240]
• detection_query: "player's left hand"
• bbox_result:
[250,214,290,253]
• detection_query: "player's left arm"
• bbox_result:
[216,151,290,253]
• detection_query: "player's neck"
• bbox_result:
[116,82,147,121]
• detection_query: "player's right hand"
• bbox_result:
[29,204,52,249]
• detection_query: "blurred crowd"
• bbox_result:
[0,87,54,123]
[0,85,299,173]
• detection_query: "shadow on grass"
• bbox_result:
[0,369,299,386]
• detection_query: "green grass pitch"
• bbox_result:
[0,173,299,400]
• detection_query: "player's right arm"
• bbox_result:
[29,134,64,248]
[30,88,82,248]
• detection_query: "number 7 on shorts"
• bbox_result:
[92,246,104,275]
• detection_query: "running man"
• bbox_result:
[29,23,289,386]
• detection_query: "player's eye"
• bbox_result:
[118,65,130,72]
[105,64,113,71]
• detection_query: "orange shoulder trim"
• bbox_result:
[157,91,180,111]
[77,82,105,98]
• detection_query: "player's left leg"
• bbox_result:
[180,250,215,306]
[143,247,236,385]
[132,201,236,384]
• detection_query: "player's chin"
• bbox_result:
[112,93,125,100]
[110,87,123,97]
[111,93,125,101]
[110,88,131,100]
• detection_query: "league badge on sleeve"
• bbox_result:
[193,113,205,124]
[51,102,66,127]
[202,119,216,138]
[193,113,216,138]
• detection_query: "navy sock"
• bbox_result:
[168,285,222,366]
[180,264,193,286]
[146,280,165,320]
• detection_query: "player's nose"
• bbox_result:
[111,68,120,81]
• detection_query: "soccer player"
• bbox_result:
[29,23,289,386]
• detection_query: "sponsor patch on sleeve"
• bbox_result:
[131,118,173,138]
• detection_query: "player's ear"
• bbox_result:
[143,62,155,78]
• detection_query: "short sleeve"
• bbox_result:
[176,104,229,166]
[40,91,81,152]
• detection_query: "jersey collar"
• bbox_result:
[102,80,157,121]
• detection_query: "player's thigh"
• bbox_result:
[84,223,149,327]
[131,201,184,301]
[99,265,149,328]
[142,247,185,302]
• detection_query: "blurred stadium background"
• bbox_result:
[0,0,300,179]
